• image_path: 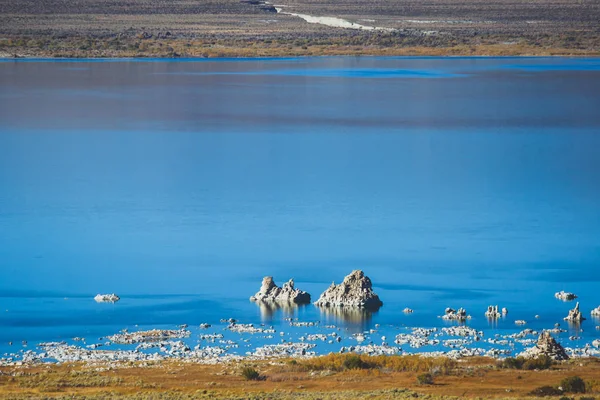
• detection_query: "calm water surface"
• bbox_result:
[1,57,600,356]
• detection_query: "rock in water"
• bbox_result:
[564,302,586,323]
[94,294,120,303]
[250,277,311,304]
[591,306,600,317]
[484,305,502,319]
[314,270,383,309]
[520,331,569,360]
[555,291,577,301]
[442,307,470,321]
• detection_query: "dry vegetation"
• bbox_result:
[0,0,599,57]
[1,354,600,399]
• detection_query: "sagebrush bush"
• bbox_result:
[295,354,456,374]
[416,373,434,385]
[501,357,524,369]
[529,385,562,396]
[342,354,369,370]
[240,367,261,381]
[523,355,553,370]
[560,376,586,393]
[500,356,553,370]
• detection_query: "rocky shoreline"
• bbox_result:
[3,321,599,367]
[2,277,599,367]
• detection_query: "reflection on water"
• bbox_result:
[255,301,307,322]
[317,306,376,333]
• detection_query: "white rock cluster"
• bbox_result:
[108,329,190,344]
[227,323,276,334]
[94,294,120,303]
[340,344,401,355]
[591,306,600,317]
[314,270,383,309]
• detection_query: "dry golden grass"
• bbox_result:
[1,356,600,399]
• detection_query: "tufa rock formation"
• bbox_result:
[555,291,577,301]
[564,301,586,323]
[250,277,311,304]
[94,294,120,303]
[485,305,508,318]
[485,305,501,319]
[314,270,383,309]
[442,307,470,321]
[591,306,600,317]
[520,331,569,360]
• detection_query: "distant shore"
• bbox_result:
[1,35,599,59]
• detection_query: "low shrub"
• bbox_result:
[342,354,370,370]
[416,373,434,385]
[296,354,456,374]
[561,376,586,393]
[500,356,553,370]
[529,385,563,396]
[579,397,596,400]
[240,367,261,381]
[501,357,525,369]
[523,355,553,370]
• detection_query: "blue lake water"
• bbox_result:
[1,57,600,358]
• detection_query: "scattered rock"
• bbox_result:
[250,277,311,304]
[520,331,569,360]
[555,291,577,301]
[403,308,414,314]
[94,294,120,303]
[564,302,586,323]
[515,320,527,325]
[591,306,600,317]
[108,329,190,344]
[314,270,383,309]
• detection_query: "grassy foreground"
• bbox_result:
[1,354,600,399]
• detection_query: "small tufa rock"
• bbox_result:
[250,277,311,304]
[555,291,577,301]
[515,320,527,325]
[403,308,414,314]
[564,302,586,323]
[94,294,120,303]
[485,305,502,319]
[314,270,383,309]
[520,331,569,360]
[591,306,600,317]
